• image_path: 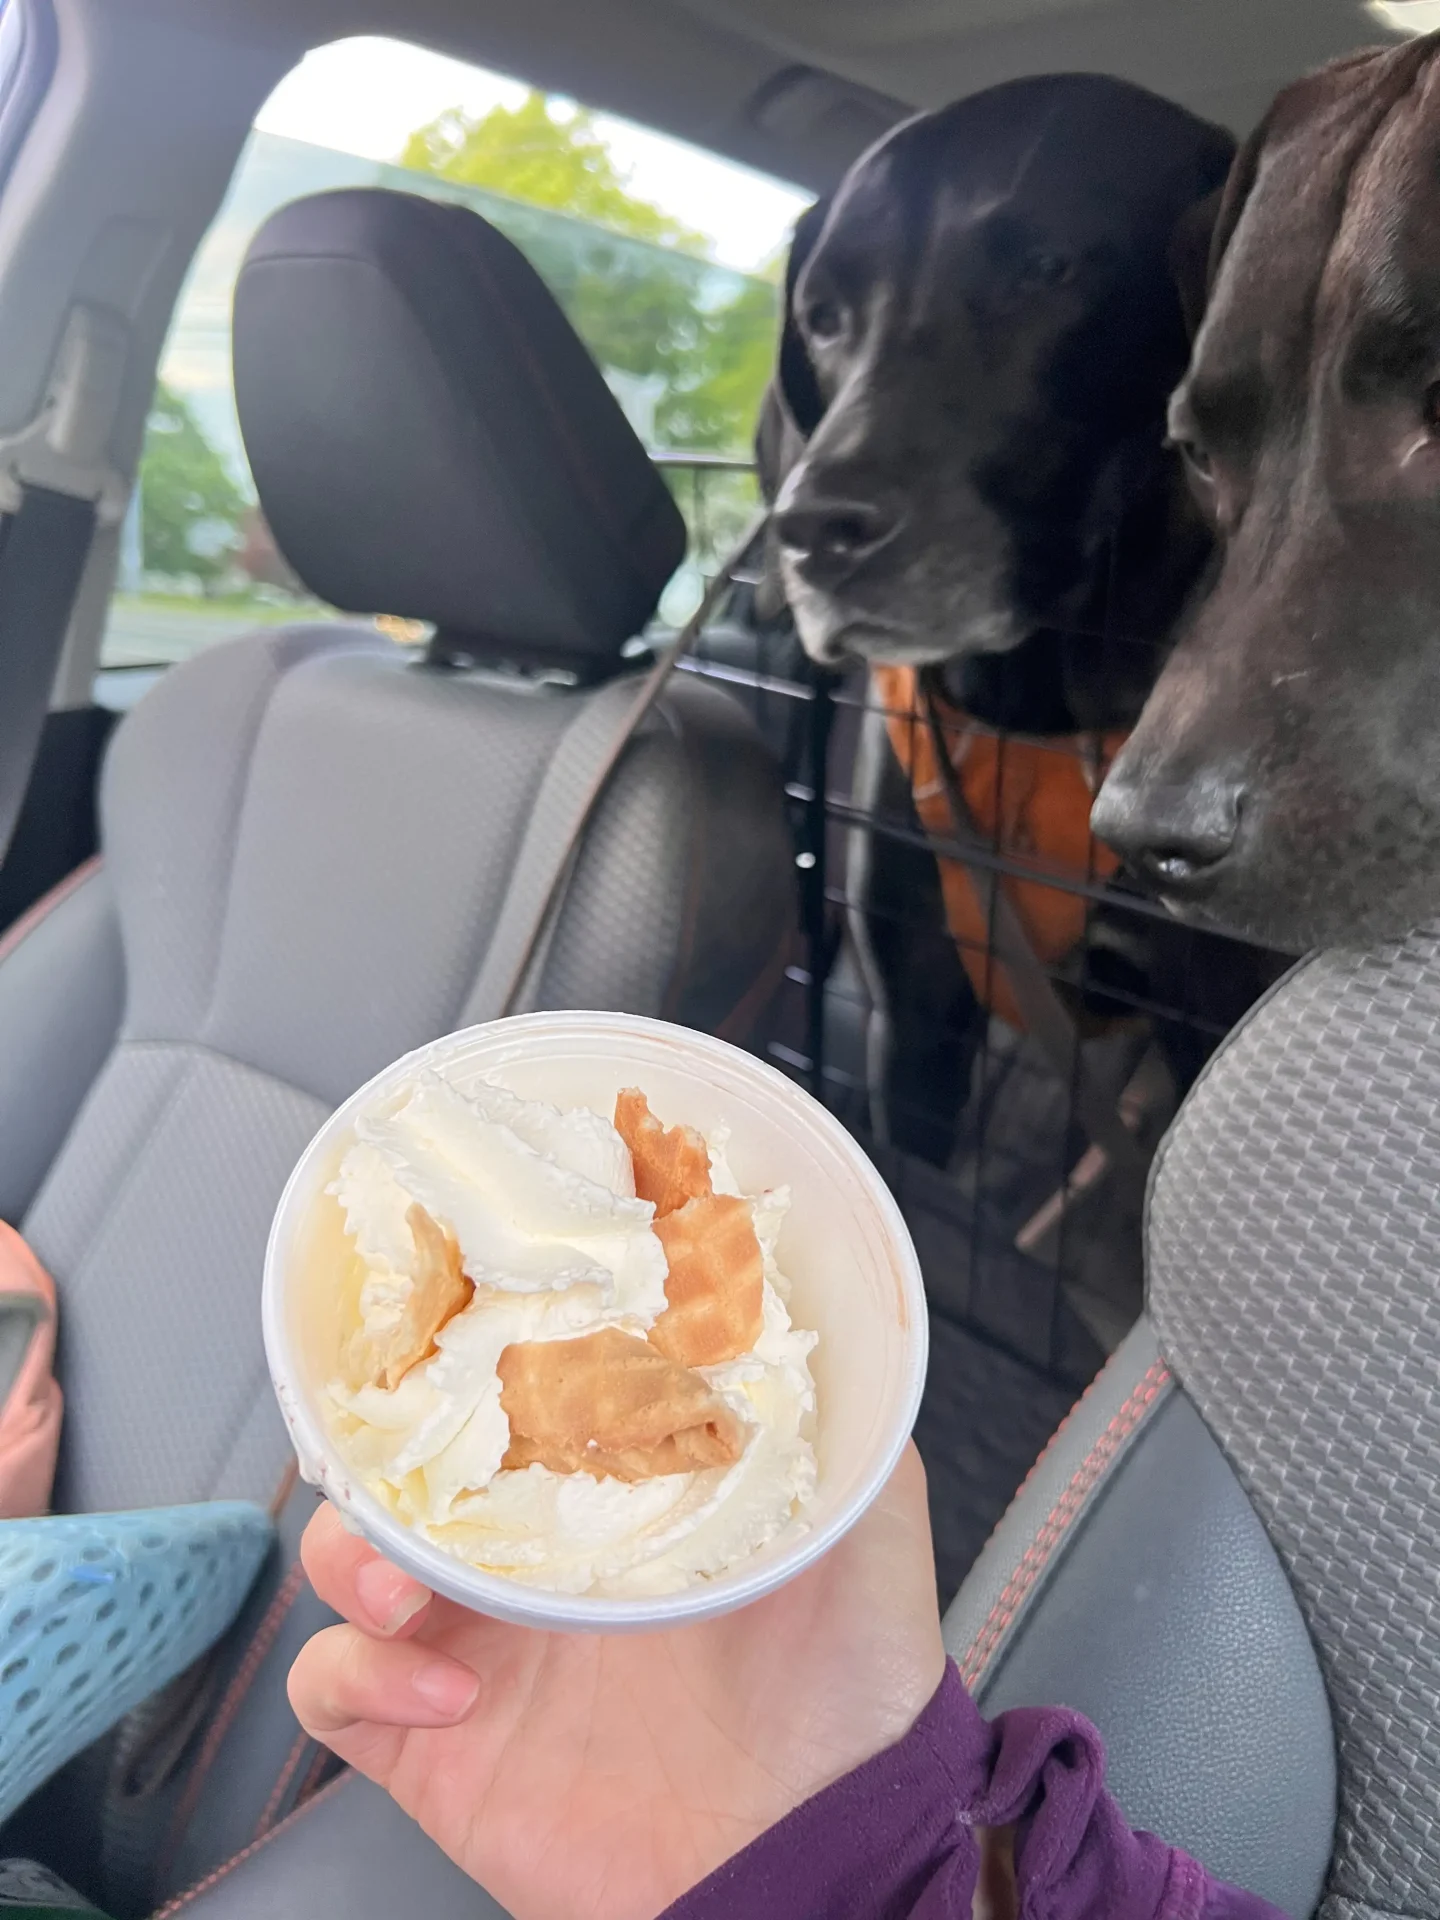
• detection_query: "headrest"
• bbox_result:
[232,189,686,673]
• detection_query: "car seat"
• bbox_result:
[941,923,1440,1917]
[0,187,796,1917]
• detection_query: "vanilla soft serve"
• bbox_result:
[322,1070,818,1597]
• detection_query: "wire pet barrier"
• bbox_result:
[664,485,1284,1594]
[681,523,1277,1366]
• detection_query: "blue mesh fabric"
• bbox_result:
[0,1503,272,1824]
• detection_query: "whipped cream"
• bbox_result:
[324,1071,818,1596]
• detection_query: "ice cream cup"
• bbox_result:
[262,1010,928,1632]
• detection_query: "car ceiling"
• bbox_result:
[160,0,1403,194]
[674,0,1394,130]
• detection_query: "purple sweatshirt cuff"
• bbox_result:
[659,1661,1288,1920]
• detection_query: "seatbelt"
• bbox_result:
[0,488,97,866]
[463,508,770,1024]
[919,675,1146,1179]
[0,304,132,870]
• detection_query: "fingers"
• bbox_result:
[301,1501,433,1637]
[289,1622,480,1739]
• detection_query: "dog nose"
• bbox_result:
[774,496,898,579]
[1092,770,1242,891]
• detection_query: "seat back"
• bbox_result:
[1146,928,1440,1917]
[931,931,1412,1916]
[0,188,794,1906]
[947,924,1440,1915]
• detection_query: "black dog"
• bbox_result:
[756,75,1286,1166]
[1095,34,1440,956]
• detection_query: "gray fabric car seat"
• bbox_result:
[941,925,1440,1917]
[0,188,795,1917]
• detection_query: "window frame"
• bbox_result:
[0,0,58,196]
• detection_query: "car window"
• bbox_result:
[0,1,18,100]
[102,38,806,673]
[0,0,52,181]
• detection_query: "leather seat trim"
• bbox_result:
[957,1352,1171,1688]
[942,1319,1175,1689]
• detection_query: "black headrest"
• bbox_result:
[232,189,686,672]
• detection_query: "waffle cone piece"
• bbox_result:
[351,1203,473,1391]
[650,1193,765,1368]
[498,1326,746,1482]
[615,1088,712,1216]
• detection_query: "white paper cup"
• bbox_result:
[262,1011,928,1631]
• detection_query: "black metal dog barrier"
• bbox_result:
[671,555,1287,1589]
[651,498,1283,1592]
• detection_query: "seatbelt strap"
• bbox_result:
[463,508,770,1023]
[920,677,1145,1179]
[0,488,97,868]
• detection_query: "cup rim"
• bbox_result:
[262,1010,928,1630]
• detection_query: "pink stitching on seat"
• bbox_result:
[958,1360,1171,1690]
[149,1772,351,1916]
[295,1742,335,1808]
[0,856,102,968]
[253,1728,312,1841]
[268,1456,298,1519]
[157,1560,308,1881]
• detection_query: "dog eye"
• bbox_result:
[1169,435,1213,483]
[1017,249,1073,290]
[804,299,844,344]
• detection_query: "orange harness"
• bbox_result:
[871,664,1126,1034]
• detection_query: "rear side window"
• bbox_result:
[0,0,22,103]
[0,0,56,184]
[102,38,807,674]
[0,2,17,97]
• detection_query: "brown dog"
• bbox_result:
[1095,33,1440,953]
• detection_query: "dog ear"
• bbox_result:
[752,194,834,620]
[1165,120,1240,340]
[1169,186,1226,342]
[776,196,831,438]
[753,193,832,504]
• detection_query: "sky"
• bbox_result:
[1368,0,1440,25]
[254,36,812,274]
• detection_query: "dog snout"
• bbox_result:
[774,492,900,583]
[1092,765,1244,895]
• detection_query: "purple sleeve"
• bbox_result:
[660,1662,1288,1920]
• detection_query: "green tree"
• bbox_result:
[655,275,778,451]
[137,382,246,587]
[400,92,707,253]
[398,92,779,457]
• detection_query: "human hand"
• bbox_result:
[289,1442,947,1920]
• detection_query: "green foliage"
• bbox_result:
[398,91,780,455]
[138,383,246,585]
[655,276,778,451]
[400,92,707,252]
